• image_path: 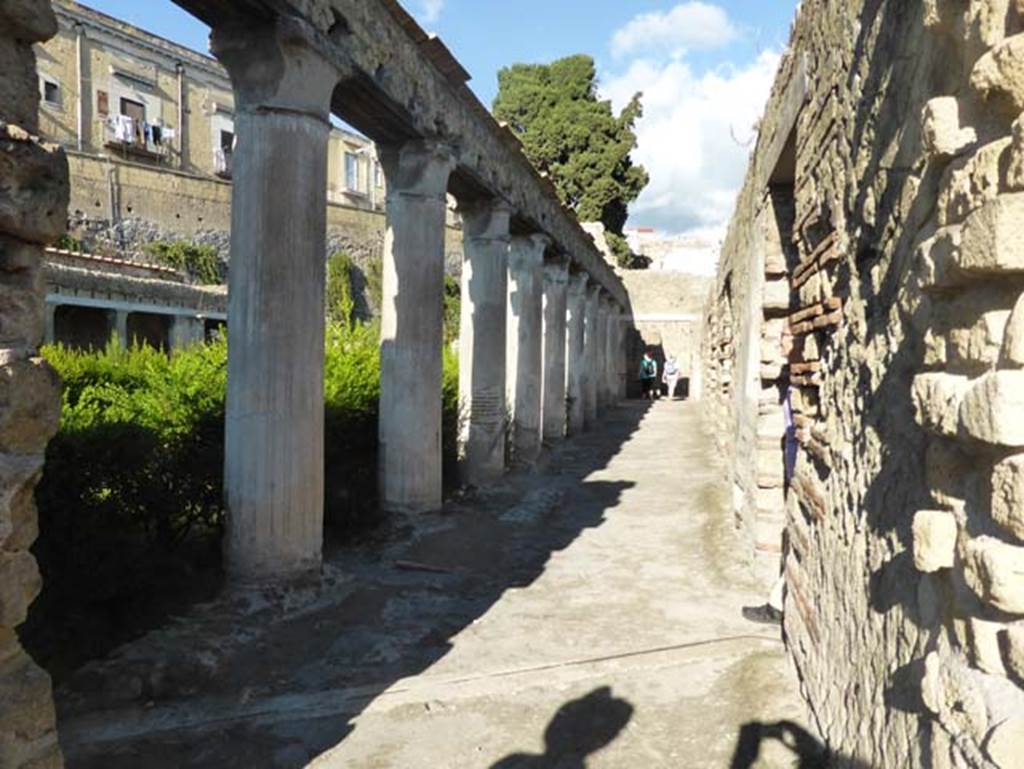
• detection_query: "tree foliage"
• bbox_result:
[493,54,648,236]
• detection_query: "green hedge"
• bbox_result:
[26,323,459,680]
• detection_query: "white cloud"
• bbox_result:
[420,0,444,23]
[611,2,738,59]
[602,50,780,240]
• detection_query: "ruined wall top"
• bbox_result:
[171,0,629,307]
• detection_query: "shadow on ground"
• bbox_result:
[59,403,654,768]
[730,721,876,769]
[488,687,633,769]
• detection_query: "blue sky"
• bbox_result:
[80,1,799,241]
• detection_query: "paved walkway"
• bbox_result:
[63,401,813,768]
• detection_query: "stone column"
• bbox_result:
[602,297,620,409]
[565,272,588,436]
[213,20,339,582]
[457,199,511,486]
[113,309,128,348]
[542,255,569,442]
[583,283,602,428]
[507,234,549,464]
[597,295,614,411]
[617,304,629,400]
[378,140,456,512]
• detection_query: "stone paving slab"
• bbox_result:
[61,401,816,768]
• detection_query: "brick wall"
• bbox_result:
[702,1,1024,765]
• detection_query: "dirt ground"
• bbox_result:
[59,400,819,768]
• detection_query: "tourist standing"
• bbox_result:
[638,351,658,400]
[663,356,680,400]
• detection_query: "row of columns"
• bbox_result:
[460,198,627,484]
[213,20,627,584]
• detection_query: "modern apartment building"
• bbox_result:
[33,0,387,256]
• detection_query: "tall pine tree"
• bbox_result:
[493,55,648,264]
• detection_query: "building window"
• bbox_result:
[120,97,146,144]
[345,152,361,193]
[41,77,60,106]
[215,129,234,177]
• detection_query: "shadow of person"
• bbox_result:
[730,721,830,768]
[490,686,634,769]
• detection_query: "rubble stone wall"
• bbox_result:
[701,1,1024,766]
[0,1,67,767]
[64,152,464,274]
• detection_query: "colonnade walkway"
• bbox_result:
[64,401,812,768]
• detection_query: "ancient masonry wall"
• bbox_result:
[64,152,465,280]
[701,1,1024,766]
[618,270,710,396]
[0,2,67,767]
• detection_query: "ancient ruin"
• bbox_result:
[4,0,1024,766]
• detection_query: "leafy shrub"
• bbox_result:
[326,251,356,326]
[443,274,461,345]
[27,322,460,679]
[144,240,222,285]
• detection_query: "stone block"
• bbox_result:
[913,510,959,572]
[1009,114,1024,191]
[959,371,1024,446]
[912,372,970,437]
[0,453,43,550]
[917,226,965,289]
[763,277,789,312]
[958,194,1024,274]
[937,138,1012,226]
[971,33,1024,113]
[0,359,60,454]
[0,0,58,43]
[1003,624,1024,681]
[0,237,43,351]
[969,616,1008,675]
[0,38,40,131]
[993,454,1024,541]
[0,126,68,245]
[985,716,1024,768]
[0,550,40,628]
[964,536,1024,614]
[922,97,978,157]
[0,650,57,747]
[1002,292,1024,366]
[966,0,1013,48]
[948,308,1012,371]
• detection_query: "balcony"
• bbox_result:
[103,118,169,162]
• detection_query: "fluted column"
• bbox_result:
[583,283,601,428]
[458,199,512,485]
[542,255,569,442]
[616,304,629,400]
[507,234,549,464]
[565,272,588,435]
[213,19,339,582]
[379,140,457,513]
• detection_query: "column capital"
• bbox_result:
[509,232,550,272]
[585,282,603,300]
[459,198,513,242]
[211,17,342,120]
[543,254,571,284]
[568,271,590,296]
[380,139,457,201]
